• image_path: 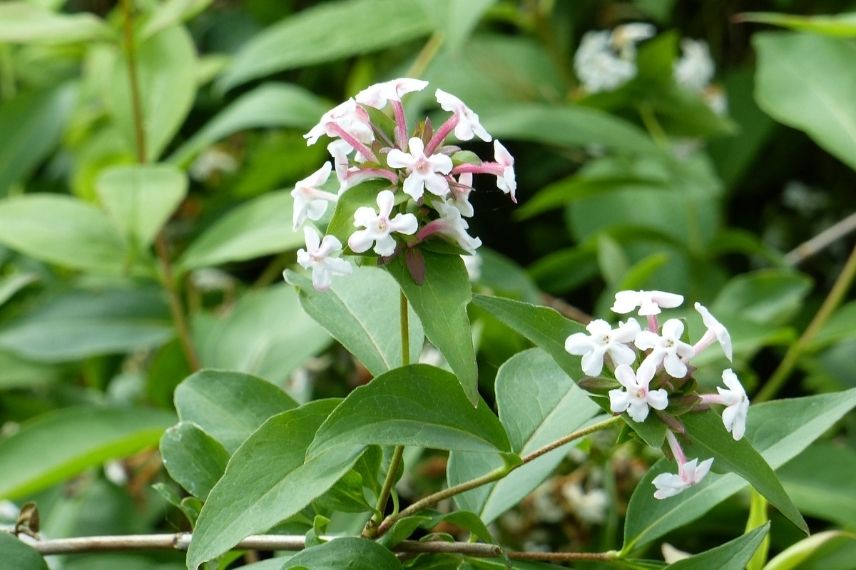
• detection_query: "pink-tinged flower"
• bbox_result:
[291,162,338,230]
[387,137,453,200]
[611,290,684,316]
[609,363,669,422]
[565,318,641,376]
[355,77,428,109]
[296,226,353,291]
[435,89,492,142]
[693,302,733,361]
[449,173,474,217]
[635,318,695,378]
[304,98,374,146]
[327,139,353,192]
[718,369,749,440]
[348,190,418,256]
[425,202,482,254]
[652,457,713,499]
[493,140,517,202]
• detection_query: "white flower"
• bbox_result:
[634,318,695,378]
[296,226,353,291]
[327,139,353,192]
[674,39,715,92]
[565,318,641,376]
[718,369,749,441]
[355,77,428,109]
[611,290,684,316]
[560,482,608,524]
[291,162,338,230]
[608,363,669,423]
[189,147,237,181]
[435,89,492,142]
[462,252,481,281]
[304,98,374,146]
[348,190,418,256]
[704,85,728,116]
[493,140,517,201]
[611,23,656,58]
[430,202,482,254]
[450,172,474,217]
[694,302,733,361]
[652,457,713,499]
[387,137,453,200]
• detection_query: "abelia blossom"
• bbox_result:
[565,318,641,376]
[296,226,353,291]
[700,369,749,441]
[419,202,482,254]
[348,190,418,256]
[291,162,338,230]
[693,302,733,361]
[493,140,517,202]
[355,78,428,109]
[449,173,474,217]
[611,289,684,316]
[674,39,715,92]
[304,98,374,146]
[652,457,713,499]
[387,137,453,200]
[635,318,695,378]
[609,363,669,423]
[435,89,492,142]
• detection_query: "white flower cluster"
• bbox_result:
[574,23,655,93]
[564,289,750,499]
[290,78,517,290]
[674,39,727,115]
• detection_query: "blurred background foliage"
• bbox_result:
[0,0,855,568]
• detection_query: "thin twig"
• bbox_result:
[756,244,856,402]
[121,0,200,370]
[784,212,856,266]
[376,415,623,535]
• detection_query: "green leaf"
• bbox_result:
[0,533,48,570]
[448,349,600,524]
[666,523,769,569]
[712,269,812,325]
[285,267,424,375]
[0,287,173,362]
[622,389,856,552]
[754,32,856,172]
[0,2,111,44]
[0,406,174,499]
[0,84,75,195]
[415,0,495,53]
[109,25,196,161]
[0,273,38,308]
[806,301,856,350]
[141,0,212,39]
[218,0,433,90]
[764,531,856,570]
[740,12,856,37]
[187,400,362,569]
[307,364,511,457]
[178,191,303,270]
[778,442,856,527]
[96,164,188,249]
[193,285,330,384]
[471,294,666,447]
[282,537,401,569]
[388,252,479,404]
[477,248,542,304]
[160,421,229,499]
[174,369,298,453]
[483,103,659,156]
[170,83,329,165]
[0,351,60,389]
[680,411,806,534]
[0,195,125,272]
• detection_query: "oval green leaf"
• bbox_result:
[667,523,769,569]
[282,537,401,570]
[160,421,230,499]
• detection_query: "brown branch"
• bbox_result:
[11,532,616,563]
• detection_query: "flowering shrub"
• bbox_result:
[0,2,854,570]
